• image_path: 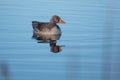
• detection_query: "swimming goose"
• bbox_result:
[32,15,65,39]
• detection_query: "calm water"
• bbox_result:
[0,0,120,80]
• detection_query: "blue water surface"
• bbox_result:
[0,0,120,80]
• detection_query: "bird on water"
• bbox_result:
[32,15,65,39]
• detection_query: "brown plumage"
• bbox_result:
[32,15,65,39]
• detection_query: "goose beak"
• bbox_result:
[58,19,65,24]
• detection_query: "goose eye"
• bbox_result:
[54,18,59,22]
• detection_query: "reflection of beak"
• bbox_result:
[58,19,65,24]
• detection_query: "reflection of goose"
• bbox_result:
[32,15,65,39]
[50,40,62,53]
[32,33,63,53]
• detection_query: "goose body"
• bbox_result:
[32,15,65,39]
